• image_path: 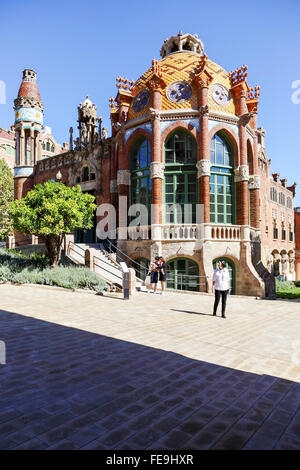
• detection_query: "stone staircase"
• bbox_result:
[65,242,146,291]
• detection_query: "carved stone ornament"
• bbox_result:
[248,174,260,189]
[210,83,231,107]
[239,112,254,127]
[110,179,118,193]
[199,105,209,116]
[117,169,131,186]
[234,164,249,182]
[150,162,165,179]
[196,159,211,177]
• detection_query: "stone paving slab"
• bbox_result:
[0,284,300,450]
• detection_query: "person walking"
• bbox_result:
[158,256,167,295]
[212,260,230,318]
[148,256,159,293]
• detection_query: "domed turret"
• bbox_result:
[14,69,44,173]
[17,69,41,101]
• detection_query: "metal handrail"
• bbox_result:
[106,239,150,273]
[93,257,123,281]
[68,241,86,258]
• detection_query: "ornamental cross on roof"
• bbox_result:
[109,97,117,109]
[116,77,134,92]
[247,86,260,100]
[195,53,208,74]
[152,59,163,78]
[229,65,248,86]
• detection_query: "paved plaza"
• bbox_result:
[0,284,300,450]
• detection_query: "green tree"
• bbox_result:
[0,159,14,241]
[9,181,96,267]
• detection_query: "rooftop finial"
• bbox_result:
[160,32,204,58]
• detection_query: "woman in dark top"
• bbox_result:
[159,256,167,295]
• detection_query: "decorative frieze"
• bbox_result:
[196,159,211,178]
[248,174,260,189]
[234,164,249,182]
[117,169,131,186]
[150,162,165,179]
[110,179,118,193]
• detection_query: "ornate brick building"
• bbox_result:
[295,208,300,280]
[12,33,297,296]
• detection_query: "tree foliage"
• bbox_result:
[9,181,96,267]
[0,159,14,240]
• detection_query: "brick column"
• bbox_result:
[247,97,260,230]
[249,112,260,229]
[146,63,167,240]
[151,91,163,230]
[232,84,249,227]
[192,60,213,227]
[197,86,210,224]
[115,90,133,241]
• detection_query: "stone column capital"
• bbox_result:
[234,164,249,182]
[117,169,131,186]
[196,159,211,178]
[150,161,165,179]
[248,174,260,189]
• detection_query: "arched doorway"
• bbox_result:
[212,257,235,294]
[166,258,199,291]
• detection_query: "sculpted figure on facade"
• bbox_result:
[150,162,165,179]
[196,159,211,178]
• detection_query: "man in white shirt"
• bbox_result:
[212,260,230,318]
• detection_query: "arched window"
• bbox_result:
[213,257,235,294]
[210,132,234,224]
[166,258,199,291]
[130,137,152,223]
[165,130,197,165]
[46,141,50,151]
[51,144,55,153]
[164,130,197,223]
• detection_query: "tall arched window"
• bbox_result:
[210,132,234,224]
[164,130,197,223]
[130,137,152,223]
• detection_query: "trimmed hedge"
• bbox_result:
[276,279,300,299]
[0,248,108,292]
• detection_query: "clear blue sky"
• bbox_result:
[1,0,299,205]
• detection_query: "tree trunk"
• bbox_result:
[45,234,64,268]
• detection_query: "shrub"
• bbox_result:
[0,248,108,292]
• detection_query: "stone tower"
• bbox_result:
[77,96,98,148]
[14,69,43,199]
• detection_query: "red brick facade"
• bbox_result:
[10,34,297,295]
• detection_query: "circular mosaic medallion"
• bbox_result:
[166,81,192,103]
[210,83,231,106]
[132,89,150,113]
